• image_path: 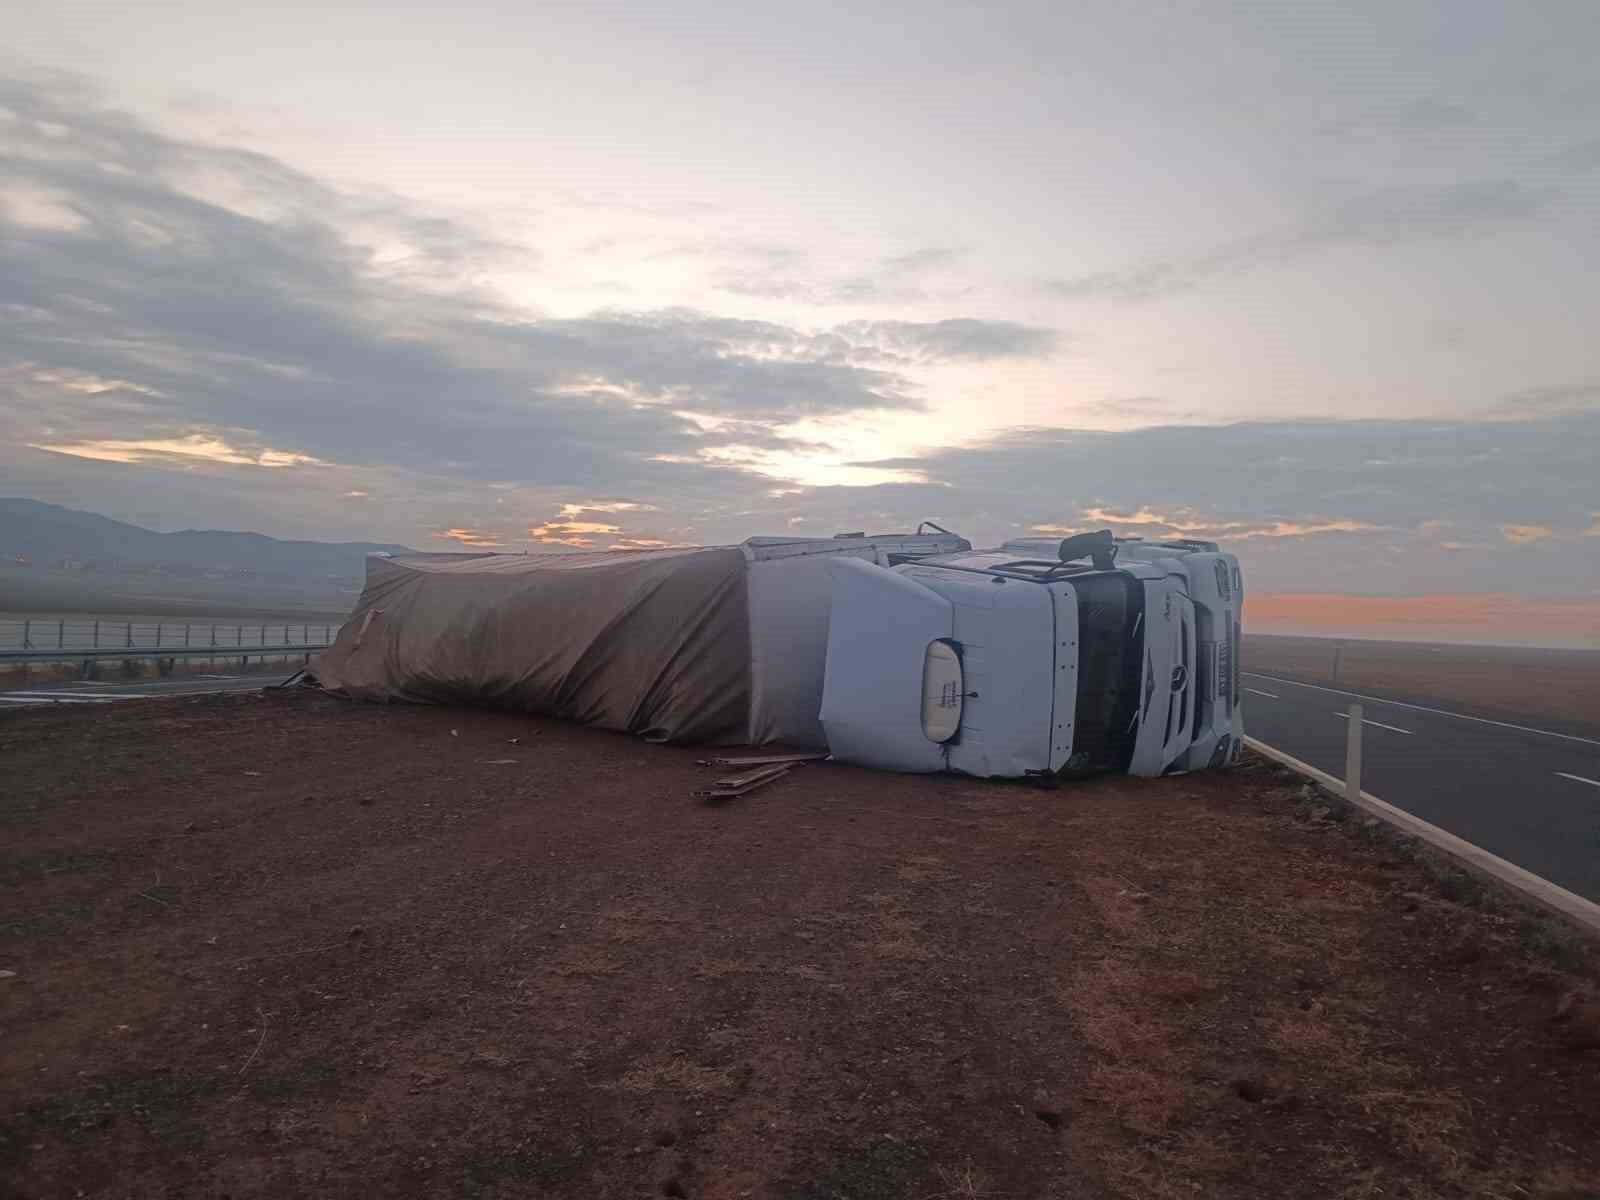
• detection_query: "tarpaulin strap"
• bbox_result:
[353,609,383,650]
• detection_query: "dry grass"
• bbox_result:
[1264,1005,1369,1074]
[616,1056,733,1097]
[6,692,1599,1199]
[1078,875,1149,939]
[1354,1087,1464,1175]
[1061,957,1200,1137]
[1243,634,1600,734]
[1083,1063,1188,1136]
[930,1159,991,1200]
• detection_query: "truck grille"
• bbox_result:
[1218,637,1233,715]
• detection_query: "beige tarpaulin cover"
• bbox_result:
[310,548,752,744]
[311,529,971,746]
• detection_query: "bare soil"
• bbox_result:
[1244,634,1600,738]
[2,691,1598,1199]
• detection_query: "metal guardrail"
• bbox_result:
[0,620,335,664]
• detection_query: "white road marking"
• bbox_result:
[1243,671,1600,748]
[1555,772,1600,789]
[1334,711,1414,736]
[1243,687,1278,698]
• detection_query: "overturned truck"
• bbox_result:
[310,525,1244,779]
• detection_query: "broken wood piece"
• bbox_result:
[696,752,829,768]
[691,763,795,801]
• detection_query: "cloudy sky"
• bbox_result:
[3,1,1598,644]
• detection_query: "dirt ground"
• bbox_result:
[1243,635,1600,737]
[3,691,1598,1200]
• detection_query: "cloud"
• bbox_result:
[1491,383,1600,417]
[3,71,1596,613]
[879,246,965,274]
[1316,98,1476,140]
[1499,523,1555,544]
[434,527,504,548]
[1547,137,1600,173]
[0,72,1047,509]
[837,413,1599,596]
[1043,180,1548,303]
[714,271,901,306]
[706,244,976,308]
[557,501,656,518]
[528,519,623,548]
[30,433,327,467]
[1038,507,1384,541]
[830,319,1058,363]
[1073,395,1203,424]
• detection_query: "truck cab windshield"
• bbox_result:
[1063,573,1144,776]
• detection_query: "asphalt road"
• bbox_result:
[1242,671,1600,902]
[0,673,292,709]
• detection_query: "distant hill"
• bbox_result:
[0,498,411,576]
[0,499,415,619]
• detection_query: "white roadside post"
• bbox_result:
[1345,702,1364,801]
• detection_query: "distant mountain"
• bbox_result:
[0,498,413,583]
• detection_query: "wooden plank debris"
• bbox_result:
[692,763,797,801]
[695,752,829,768]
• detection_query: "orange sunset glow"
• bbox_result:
[1245,593,1600,649]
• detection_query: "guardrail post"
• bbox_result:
[185,624,191,647]
[93,620,100,648]
[1332,641,1344,687]
[125,621,133,648]
[58,619,64,649]
[1345,703,1363,802]
[22,619,31,649]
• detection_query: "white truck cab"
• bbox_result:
[821,531,1243,779]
